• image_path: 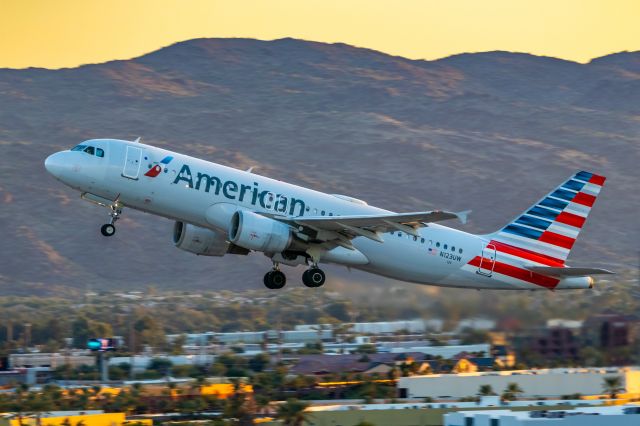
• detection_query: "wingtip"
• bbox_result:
[456,210,471,225]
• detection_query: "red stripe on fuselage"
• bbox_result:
[489,240,564,266]
[572,192,596,207]
[555,211,585,229]
[539,231,575,249]
[468,256,560,289]
[588,174,606,186]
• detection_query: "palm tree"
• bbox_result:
[277,398,309,426]
[602,376,624,399]
[502,382,524,401]
[477,384,495,396]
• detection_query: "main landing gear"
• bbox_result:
[264,265,287,290]
[302,267,326,288]
[100,203,122,237]
[262,263,326,289]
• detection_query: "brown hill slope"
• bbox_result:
[0,38,638,295]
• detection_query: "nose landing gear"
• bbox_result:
[101,202,122,237]
[100,223,116,237]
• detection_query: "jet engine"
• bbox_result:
[229,210,301,253]
[173,221,230,256]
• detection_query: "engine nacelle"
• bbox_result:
[228,210,294,253]
[173,222,229,256]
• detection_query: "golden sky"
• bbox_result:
[1,0,638,69]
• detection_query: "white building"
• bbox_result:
[455,318,496,332]
[398,367,640,399]
[295,319,444,334]
[387,343,490,358]
[445,405,640,425]
[109,354,214,372]
[9,352,95,369]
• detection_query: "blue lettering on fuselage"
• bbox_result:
[173,164,305,216]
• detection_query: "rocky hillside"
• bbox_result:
[0,38,637,295]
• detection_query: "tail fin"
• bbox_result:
[490,171,606,265]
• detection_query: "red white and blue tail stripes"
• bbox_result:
[462,171,606,289]
[492,170,605,264]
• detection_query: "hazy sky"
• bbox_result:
[1,0,638,69]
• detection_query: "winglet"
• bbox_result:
[456,210,471,225]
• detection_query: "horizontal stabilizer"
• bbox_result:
[524,266,615,278]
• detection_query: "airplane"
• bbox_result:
[44,138,613,291]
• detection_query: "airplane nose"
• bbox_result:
[44,152,67,178]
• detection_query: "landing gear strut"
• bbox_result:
[101,203,122,237]
[263,264,286,289]
[302,267,326,288]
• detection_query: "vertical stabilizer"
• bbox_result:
[490,171,606,264]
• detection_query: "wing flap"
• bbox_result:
[262,210,468,244]
[294,210,464,231]
[524,266,615,277]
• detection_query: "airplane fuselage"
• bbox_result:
[45,139,596,291]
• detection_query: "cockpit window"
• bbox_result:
[84,146,95,155]
[71,145,87,151]
[96,148,104,158]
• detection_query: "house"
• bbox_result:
[286,352,430,376]
[451,355,496,373]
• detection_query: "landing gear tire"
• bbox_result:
[263,270,286,290]
[100,223,116,237]
[302,268,325,288]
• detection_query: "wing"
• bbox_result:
[263,210,470,248]
[524,266,615,277]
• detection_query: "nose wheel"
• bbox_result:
[302,267,326,288]
[100,224,116,237]
[101,202,122,237]
[263,264,286,289]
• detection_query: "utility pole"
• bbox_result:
[24,323,31,350]
[98,352,109,383]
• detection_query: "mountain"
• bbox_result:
[0,38,638,295]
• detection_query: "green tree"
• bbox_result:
[354,344,377,354]
[602,376,624,399]
[249,353,270,372]
[277,398,309,426]
[148,358,173,376]
[478,384,495,396]
[502,382,524,401]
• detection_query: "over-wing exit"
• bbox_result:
[44,139,613,290]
